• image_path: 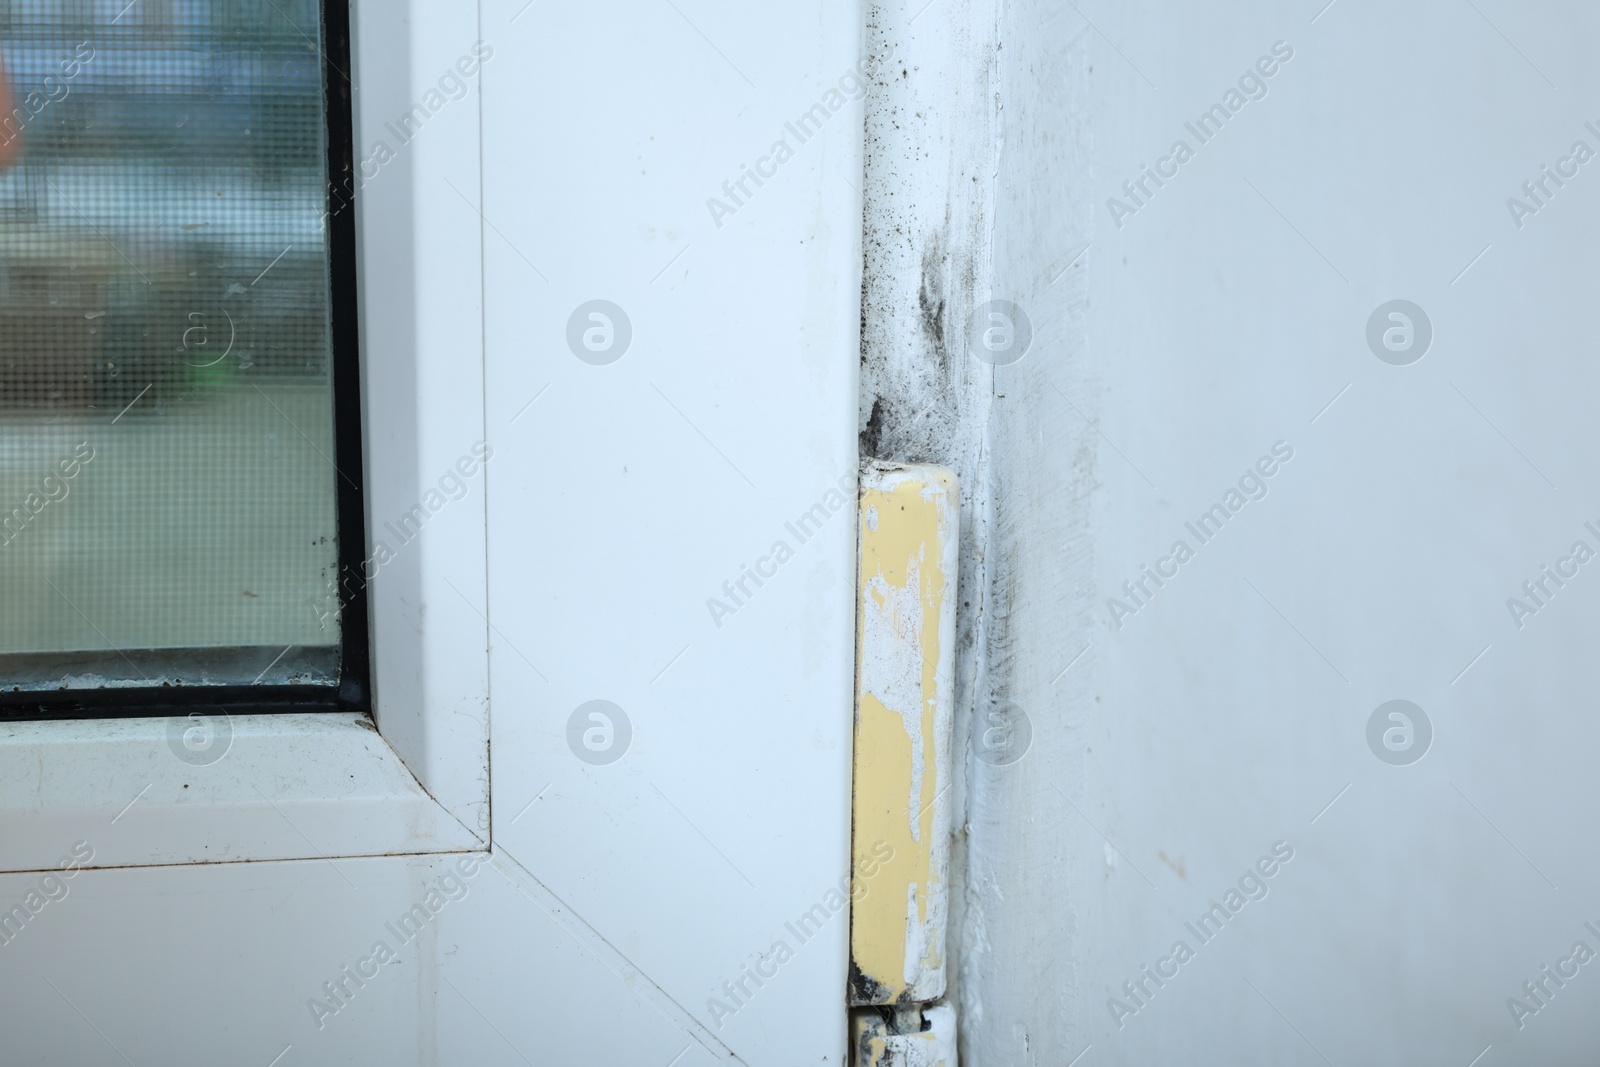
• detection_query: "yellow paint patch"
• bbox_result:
[850,465,958,1006]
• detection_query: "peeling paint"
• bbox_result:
[851,1002,959,1066]
[858,0,1006,1052]
[851,464,959,1006]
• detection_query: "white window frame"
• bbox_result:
[0,0,490,873]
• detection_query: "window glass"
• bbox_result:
[0,0,345,691]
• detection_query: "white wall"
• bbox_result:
[864,0,1600,1062]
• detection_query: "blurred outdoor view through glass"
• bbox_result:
[0,0,342,689]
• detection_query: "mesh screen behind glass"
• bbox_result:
[0,0,342,689]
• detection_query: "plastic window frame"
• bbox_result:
[0,0,491,874]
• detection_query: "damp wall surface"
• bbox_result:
[861,0,1600,1062]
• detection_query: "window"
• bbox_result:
[0,0,365,719]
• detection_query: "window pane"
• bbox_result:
[0,0,344,690]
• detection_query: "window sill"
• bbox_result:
[0,713,480,874]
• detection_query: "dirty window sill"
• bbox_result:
[0,713,480,874]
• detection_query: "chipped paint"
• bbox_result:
[857,0,1005,1051]
[851,464,959,1006]
[851,1002,959,1066]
